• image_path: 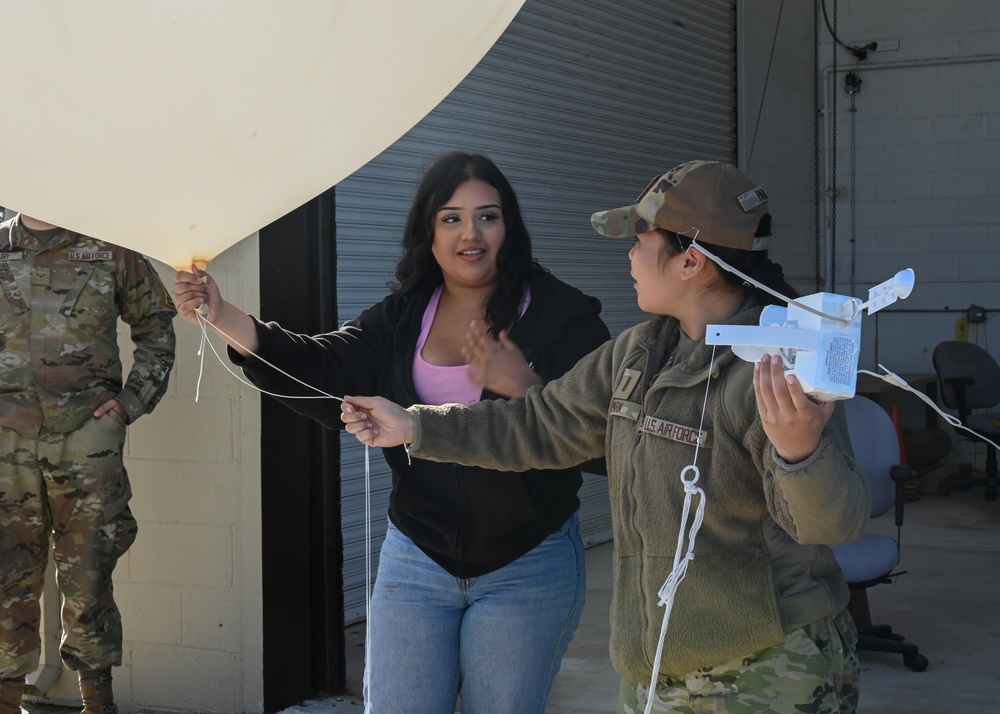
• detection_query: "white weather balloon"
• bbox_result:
[0,0,524,268]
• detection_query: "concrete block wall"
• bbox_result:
[823,0,1000,473]
[743,0,1000,458]
[820,0,1000,377]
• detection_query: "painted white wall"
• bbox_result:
[33,237,264,713]
[820,0,1000,382]
[742,0,1000,450]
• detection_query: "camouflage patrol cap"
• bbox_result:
[590,160,771,250]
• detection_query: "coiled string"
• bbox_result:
[641,346,714,714]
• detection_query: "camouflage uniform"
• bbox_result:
[0,215,176,680]
[617,610,860,714]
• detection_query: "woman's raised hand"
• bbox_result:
[341,396,416,448]
[753,353,835,463]
[462,319,542,397]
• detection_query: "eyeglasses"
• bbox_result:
[675,227,700,253]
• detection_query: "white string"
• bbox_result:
[858,366,1000,452]
[642,346,714,714]
[362,438,372,714]
[686,234,853,326]
[193,313,374,714]
[194,313,343,403]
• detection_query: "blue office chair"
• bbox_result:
[831,396,929,671]
[932,340,1000,501]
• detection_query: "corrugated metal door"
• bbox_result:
[336,0,738,622]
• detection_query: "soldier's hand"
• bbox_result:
[754,353,833,463]
[94,398,130,423]
[341,395,415,448]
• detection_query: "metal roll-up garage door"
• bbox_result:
[336,0,737,623]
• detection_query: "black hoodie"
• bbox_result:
[234,266,610,577]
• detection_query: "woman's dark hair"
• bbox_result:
[392,152,536,337]
[657,214,800,304]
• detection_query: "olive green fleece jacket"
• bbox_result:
[408,300,871,682]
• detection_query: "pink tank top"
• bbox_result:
[412,285,531,405]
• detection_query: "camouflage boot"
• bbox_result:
[79,669,118,714]
[0,677,25,714]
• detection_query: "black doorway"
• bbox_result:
[257,188,346,711]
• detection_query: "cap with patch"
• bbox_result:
[590,160,771,251]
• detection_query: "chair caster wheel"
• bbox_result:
[904,653,929,671]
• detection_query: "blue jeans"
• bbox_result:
[366,513,586,714]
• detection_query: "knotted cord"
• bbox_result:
[641,346,714,714]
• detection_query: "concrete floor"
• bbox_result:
[293,484,999,714]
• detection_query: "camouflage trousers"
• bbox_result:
[618,610,860,714]
[0,416,136,679]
